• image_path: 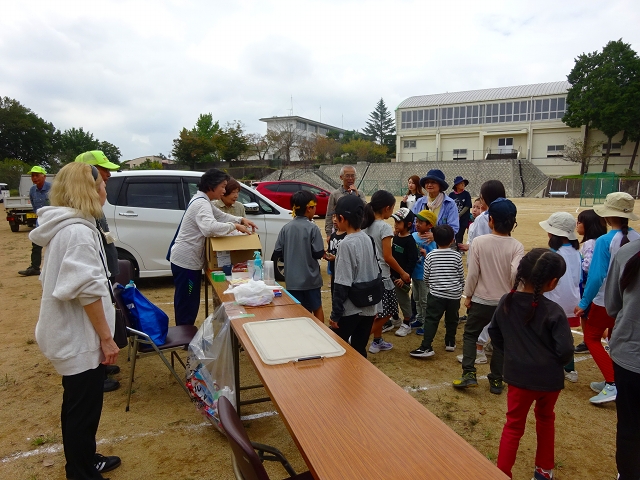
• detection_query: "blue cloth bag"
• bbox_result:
[118,282,169,346]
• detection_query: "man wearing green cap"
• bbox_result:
[76,151,122,392]
[18,166,51,276]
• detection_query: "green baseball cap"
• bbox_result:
[28,166,47,174]
[74,150,120,170]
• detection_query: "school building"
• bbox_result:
[395,81,636,176]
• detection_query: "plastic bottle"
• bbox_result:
[125,280,136,289]
[252,251,263,281]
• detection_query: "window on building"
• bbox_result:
[453,148,467,160]
[318,127,328,136]
[498,138,514,148]
[404,140,416,148]
[547,145,565,157]
[296,121,306,131]
[534,97,566,120]
[602,143,622,156]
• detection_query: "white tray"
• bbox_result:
[243,317,346,365]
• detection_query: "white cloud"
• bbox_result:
[1,0,640,159]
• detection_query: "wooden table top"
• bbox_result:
[229,305,508,480]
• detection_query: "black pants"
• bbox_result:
[31,242,42,269]
[420,293,459,350]
[461,302,504,382]
[331,314,375,358]
[614,361,640,480]
[455,221,468,246]
[62,364,105,480]
[171,263,202,326]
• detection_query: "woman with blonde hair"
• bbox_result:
[30,162,121,479]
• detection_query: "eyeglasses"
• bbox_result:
[343,174,356,179]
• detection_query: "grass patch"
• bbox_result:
[0,373,17,387]
[26,338,36,345]
[31,433,57,447]
[485,451,497,462]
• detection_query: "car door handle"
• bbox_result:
[118,212,138,217]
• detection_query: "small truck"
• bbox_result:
[5,174,55,232]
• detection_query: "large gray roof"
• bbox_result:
[398,81,570,109]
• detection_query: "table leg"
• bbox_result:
[231,328,242,414]
[204,272,209,318]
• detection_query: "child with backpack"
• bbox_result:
[453,198,524,394]
[489,249,574,480]
[329,195,380,358]
[410,225,464,357]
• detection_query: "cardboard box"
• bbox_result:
[206,234,262,272]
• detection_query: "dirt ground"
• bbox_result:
[0,197,635,480]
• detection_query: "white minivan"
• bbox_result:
[103,170,291,279]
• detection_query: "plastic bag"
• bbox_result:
[228,279,274,306]
[186,304,236,432]
[119,282,169,346]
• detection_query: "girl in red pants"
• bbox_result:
[574,192,639,404]
[489,249,574,479]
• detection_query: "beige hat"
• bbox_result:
[594,192,639,220]
[539,212,577,241]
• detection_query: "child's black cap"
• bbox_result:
[335,195,364,217]
[488,198,517,222]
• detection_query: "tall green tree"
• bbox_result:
[98,141,122,164]
[564,40,640,172]
[0,158,31,189]
[363,98,395,149]
[219,121,248,161]
[58,127,99,164]
[0,97,60,170]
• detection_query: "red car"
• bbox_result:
[254,181,331,217]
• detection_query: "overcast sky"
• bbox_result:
[2,0,639,161]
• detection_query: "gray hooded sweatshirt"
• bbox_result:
[30,206,115,376]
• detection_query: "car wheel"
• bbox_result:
[275,257,285,281]
[9,221,19,232]
[117,250,140,279]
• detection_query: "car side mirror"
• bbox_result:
[243,202,260,214]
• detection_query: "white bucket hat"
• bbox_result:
[594,192,639,220]
[539,212,577,241]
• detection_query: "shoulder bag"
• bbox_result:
[348,235,384,308]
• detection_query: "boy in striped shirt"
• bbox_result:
[410,225,464,358]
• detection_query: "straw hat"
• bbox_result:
[594,192,639,220]
[539,212,577,241]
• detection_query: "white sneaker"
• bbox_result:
[395,323,412,337]
[445,344,456,352]
[456,353,488,364]
[564,370,578,383]
[590,381,606,393]
[391,318,403,328]
[369,339,393,354]
[589,384,617,404]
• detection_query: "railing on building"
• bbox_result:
[397,149,521,162]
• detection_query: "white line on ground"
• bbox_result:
[1,411,279,464]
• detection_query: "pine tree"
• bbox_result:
[363,98,395,147]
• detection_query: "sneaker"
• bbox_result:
[590,380,606,393]
[409,348,435,358]
[381,320,395,333]
[415,327,424,336]
[445,343,456,352]
[604,339,610,354]
[103,378,120,392]
[18,266,40,276]
[391,318,403,328]
[574,342,589,354]
[409,318,423,329]
[456,353,487,364]
[489,378,504,394]
[458,315,467,323]
[395,323,412,337]
[94,454,121,474]
[453,372,478,388]
[484,342,493,355]
[532,466,553,479]
[564,370,578,383]
[105,364,120,375]
[589,384,617,404]
[369,339,393,353]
